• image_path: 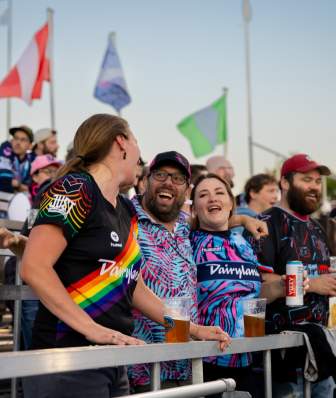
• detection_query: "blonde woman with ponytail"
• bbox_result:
[20,114,230,398]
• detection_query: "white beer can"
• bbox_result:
[286,261,304,306]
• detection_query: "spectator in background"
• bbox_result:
[29,155,62,208]
[134,162,148,196]
[0,125,34,195]
[33,128,59,157]
[237,174,279,218]
[190,164,208,186]
[181,164,208,218]
[206,156,235,188]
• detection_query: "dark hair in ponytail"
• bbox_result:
[57,114,130,178]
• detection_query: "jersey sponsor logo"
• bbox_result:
[202,246,223,252]
[197,261,260,282]
[62,177,83,194]
[98,258,139,283]
[110,231,122,247]
[48,194,76,218]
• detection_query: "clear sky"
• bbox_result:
[0,0,335,192]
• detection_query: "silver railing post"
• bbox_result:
[263,349,272,398]
[150,362,161,391]
[191,358,203,384]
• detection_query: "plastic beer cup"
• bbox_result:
[242,298,267,337]
[163,297,191,343]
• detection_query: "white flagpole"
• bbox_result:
[242,0,254,176]
[223,87,228,158]
[109,32,121,117]
[6,0,12,138]
[47,8,55,129]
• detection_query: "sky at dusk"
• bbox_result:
[0,0,335,192]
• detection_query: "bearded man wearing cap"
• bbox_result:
[128,151,268,392]
[33,128,59,157]
[0,126,34,196]
[247,153,335,397]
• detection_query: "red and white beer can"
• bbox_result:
[286,261,304,306]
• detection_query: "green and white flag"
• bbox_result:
[177,94,227,158]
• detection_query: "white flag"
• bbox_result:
[0,7,9,26]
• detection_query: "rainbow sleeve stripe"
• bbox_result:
[56,216,141,338]
[38,175,92,237]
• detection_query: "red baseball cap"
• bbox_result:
[281,153,330,177]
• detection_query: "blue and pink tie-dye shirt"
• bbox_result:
[190,229,273,368]
[128,196,197,386]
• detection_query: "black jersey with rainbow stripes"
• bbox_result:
[31,172,141,348]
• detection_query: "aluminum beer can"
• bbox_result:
[286,261,304,306]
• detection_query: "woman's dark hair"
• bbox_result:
[244,173,277,203]
[190,173,235,230]
[57,114,130,178]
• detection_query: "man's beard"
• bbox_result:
[287,183,322,215]
[143,187,185,223]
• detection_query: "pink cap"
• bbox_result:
[30,154,62,176]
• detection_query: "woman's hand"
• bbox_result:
[190,323,231,351]
[85,323,145,346]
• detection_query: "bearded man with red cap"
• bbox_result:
[247,153,335,397]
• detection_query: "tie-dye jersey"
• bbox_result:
[128,195,197,386]
[31,172,141,349]
[190,229,272,368]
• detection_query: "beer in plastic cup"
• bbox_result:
[163,297,191,343]
[242,298,267,337]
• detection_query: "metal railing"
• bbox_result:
[0,219,311,398]
[0,334,309,398]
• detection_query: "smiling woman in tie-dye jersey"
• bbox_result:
[190,174,274,398]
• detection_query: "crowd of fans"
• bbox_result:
[0,114,335,398]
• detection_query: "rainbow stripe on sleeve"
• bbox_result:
[56,216,141,338]
[38,175,92,237]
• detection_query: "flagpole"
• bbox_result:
[223,87,228,158]
[109,32,121,117]
[47,8,55,130]
[6,0,12,138]
[242,0,254,176]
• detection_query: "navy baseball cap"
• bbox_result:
[149,151,191,182]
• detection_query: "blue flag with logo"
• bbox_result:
[94,34,131,112]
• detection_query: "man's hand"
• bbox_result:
[307,274,336,296]
[190,323,231,351]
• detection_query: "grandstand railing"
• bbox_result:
[0,220,312,398]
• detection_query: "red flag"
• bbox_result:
[0,22,50,105]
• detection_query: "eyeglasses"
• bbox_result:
[151,170,187,185]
